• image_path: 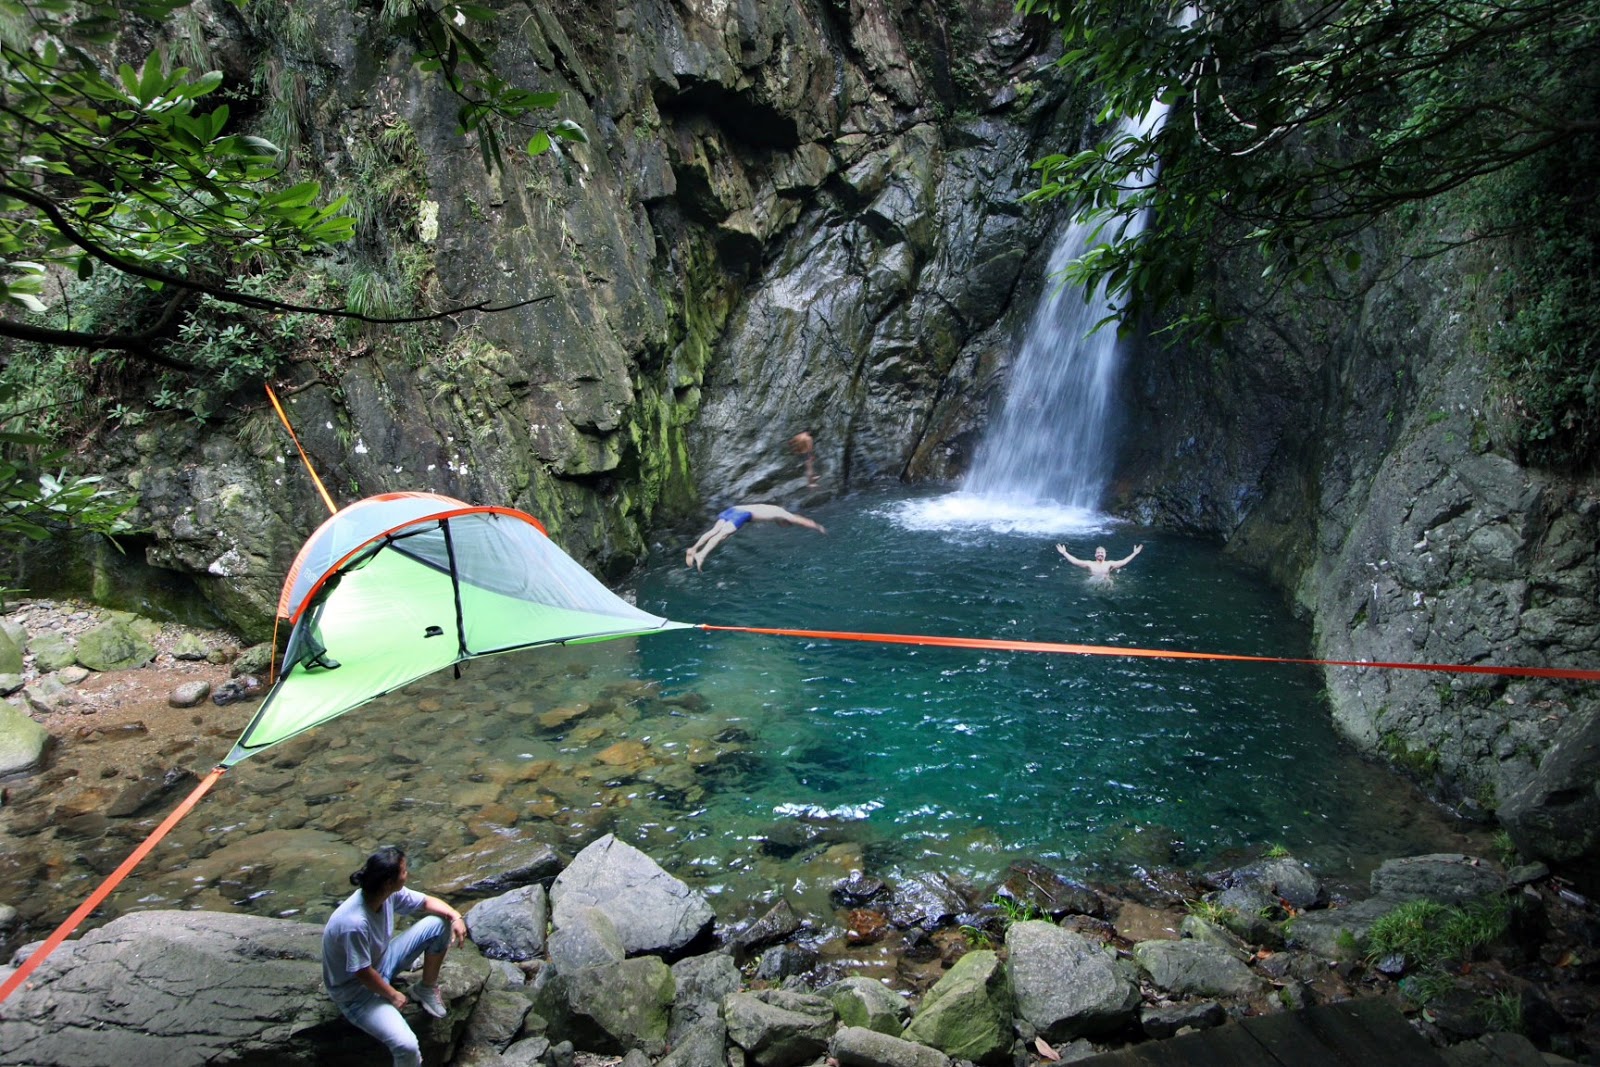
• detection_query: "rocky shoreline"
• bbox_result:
[1,835,1596,1066]
[0,602,1597,1065]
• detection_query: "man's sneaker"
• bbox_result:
[413,984,446,1019]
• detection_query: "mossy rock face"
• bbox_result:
[0,700,51,775]
[900,949,1013,1064]
[28,631,77,672]
[0,630,22,676]
[75,620,155,671]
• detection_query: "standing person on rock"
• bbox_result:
[322,846,468,1067]
[789,430,818,487]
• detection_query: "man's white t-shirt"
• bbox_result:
[322,886,426,1007]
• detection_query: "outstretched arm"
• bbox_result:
[787,515,826,534]
[1056,544,1089,569]
[1109,544,1143,569]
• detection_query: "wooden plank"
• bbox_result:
[1077,1020,1289,1066]
[1296,998,1444,1064]
[1238,1009,1350,1067]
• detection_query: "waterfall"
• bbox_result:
[961,102,1170,516]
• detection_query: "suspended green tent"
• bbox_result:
[224,491,688,766]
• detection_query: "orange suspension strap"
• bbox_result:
[265,382,338,518]
[698,625,1600,682]
[0,766,226,1009]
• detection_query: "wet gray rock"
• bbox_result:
[1216,857,1325,911]
[1501,709,1600,891]
[562,956,675,1055]
[550,834,713,958]
[1005,921,1140,1042]
[168,680,211,708]
[1368,854,1506,905]
[1140,999,1226,1039]
[731,898,803,956]
[754,943,818,982]
[0,910,490,1067]
[1132,939,1264,999]
[0,699,50,776]
[826,975,909,1036]
[430,840,564,898]
[462,988,534,1052]
[831,1025,952,1067]
[669,951,741,1044]
[886,872,971,931]
[74,619,154,671]
[900,949,1013,1064]
[21,675,76,715]
[658,1022,727,1067]
[997,861,1105,919]
[725,989,836,1067]
[547,905,625,973]
[467,884,550,962]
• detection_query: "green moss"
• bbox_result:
[1380,731,1441,777]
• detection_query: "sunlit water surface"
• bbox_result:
[0,488,1477,950]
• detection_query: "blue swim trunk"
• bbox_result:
[717,507,753,529]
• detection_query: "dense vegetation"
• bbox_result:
[1021,0,1600,469]
[0,0,580,571]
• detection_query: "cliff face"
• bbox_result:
[1114,236,1600,885]
[33,0,1073,634]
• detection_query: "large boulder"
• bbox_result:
[1501,709,1600,893]
[467,884,549,962]
[1132,939,1264,999]
[549,834,714,958]
[899,949,1013,1064]
[428,839,564,898]
[1004,921,1140,1042]
[827,976,909,1036]
[0,910,491,1066]
[831,1025,952,1067]
[724,989,836,1067]
[669,951,742,1045]
[0,700,50,776]
[27,631,77,673]
[562,956,676,1054]
[1368,854,1507,904]
[73,619,154,672]
[0,629,23,675]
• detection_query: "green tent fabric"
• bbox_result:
[224,492,687,766]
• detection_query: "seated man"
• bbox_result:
[685,503,826,570]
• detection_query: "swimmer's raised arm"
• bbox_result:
[1109,544,1143,569]
[1056,544,1090,569]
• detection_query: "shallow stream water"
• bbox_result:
[0,487,1481,953]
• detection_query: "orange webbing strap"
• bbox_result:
[698,625,1600,681]
[265,383,338,517]
[0,765,226,1010]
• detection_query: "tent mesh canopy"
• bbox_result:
[226,493,685,766]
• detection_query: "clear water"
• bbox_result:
[0,488,1476,950]
[629,487,1471,897]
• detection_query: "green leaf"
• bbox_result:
[527,129,552,157]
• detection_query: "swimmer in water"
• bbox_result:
[686,504,826,570]
[1057,543,1142,582]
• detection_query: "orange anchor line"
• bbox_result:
[697,625,1600,682]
